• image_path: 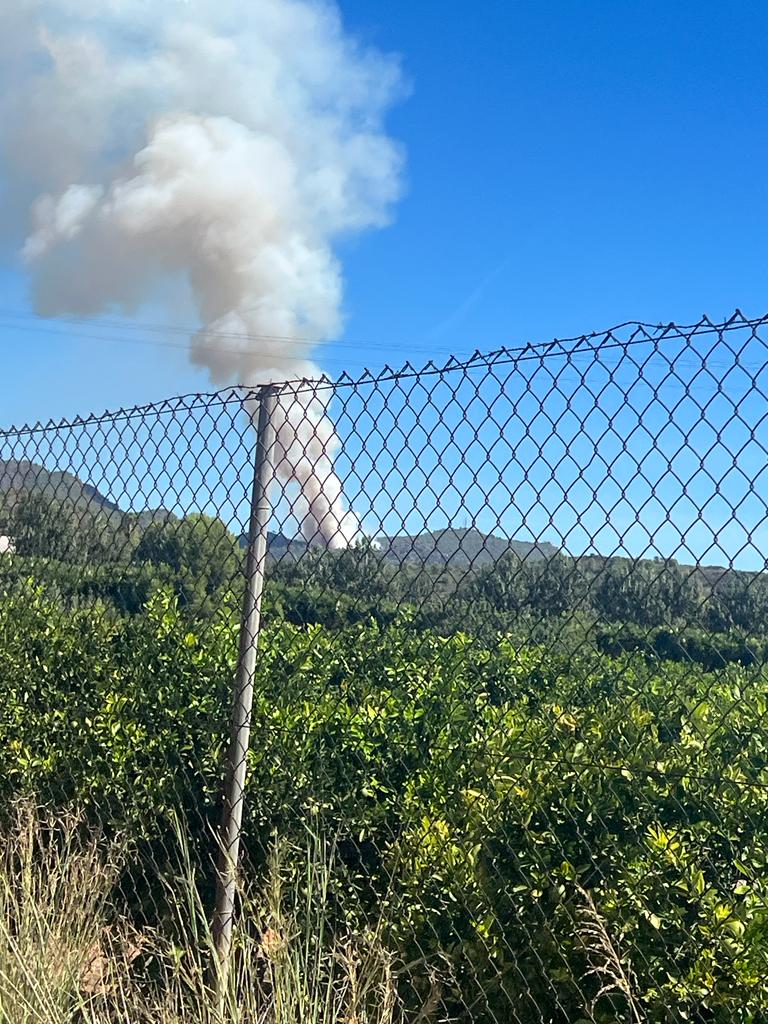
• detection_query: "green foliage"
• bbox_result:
[6,490,768,1018]
[1,491,133,564]
[243,622,768,1022]
[464,551,582,617]
[6,487,768,641]
[591,558,703,626]
[2,577,768,1021]
[597,623,768,669]
[135,513,238,581]
[0,584,233,836]
[266,547,763,643]
[706,572,768,632]
[133,512,242,618]
[0,502,242,619]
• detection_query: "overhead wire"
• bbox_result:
[0,308,479,364]
[1,306,767,403]
[2,307,767,382]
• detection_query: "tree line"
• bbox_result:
[1,489,766,644]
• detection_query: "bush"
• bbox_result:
[0,583,234,838]
[597,623,768,669]
[2,582,768,1020]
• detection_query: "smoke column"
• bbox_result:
[0,0,404,547]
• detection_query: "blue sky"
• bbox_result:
[4,0,768,421]
[3,0,768,564]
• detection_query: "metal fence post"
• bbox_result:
[212,383,279,972]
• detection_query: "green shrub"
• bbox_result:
[2,582,768,1020]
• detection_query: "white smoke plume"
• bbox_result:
[1,0,405,547]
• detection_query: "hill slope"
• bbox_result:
[377,527,558,566]
[262,526,558,566]
[0,459,173,531]
[0,459,120,511]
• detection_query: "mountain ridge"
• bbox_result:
[260,527,558,566]
[0,458,736,574]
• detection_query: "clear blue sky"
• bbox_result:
[3,0,768,566]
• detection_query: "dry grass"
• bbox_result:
[0,802,123,1022]
[0,806,402,1024]
[574,883,644,1024]
[156,827,401,1024]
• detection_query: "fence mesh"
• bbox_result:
[2,311,768,1021]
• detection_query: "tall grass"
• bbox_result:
[0,803,125,1023]
[0,806,401,1024]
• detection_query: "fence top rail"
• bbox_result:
[1,309,767,440]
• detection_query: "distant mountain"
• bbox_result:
[0,460,736,580]
[376,527,559,567]
[264,531,312,559]
[0,459,173,528]
[0,459,120,512]
[260,526,559,567]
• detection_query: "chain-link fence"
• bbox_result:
[2,311,768,1021]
